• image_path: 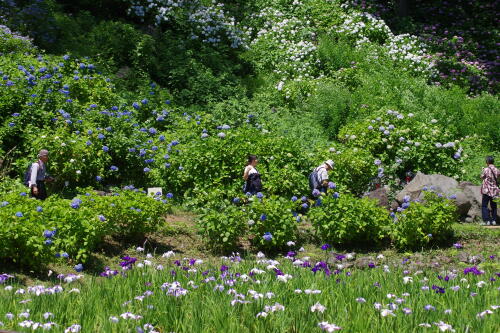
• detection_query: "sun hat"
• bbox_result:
[325,160,334,169]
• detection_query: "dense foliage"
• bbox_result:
[0,180,171,267]
[0,0,498,262]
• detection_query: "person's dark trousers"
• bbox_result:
[30,181,47,200]
[481,194,497,222]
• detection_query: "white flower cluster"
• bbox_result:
[384,33,436,76]
[126,0,245,48]
[188,2,246,48]
[334,7,435,77]
[334,12,391,44]
[248,7,320,96]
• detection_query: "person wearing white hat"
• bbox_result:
[310,160,334,193]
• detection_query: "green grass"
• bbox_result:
[1,251,498,332]
[1,218,499,333]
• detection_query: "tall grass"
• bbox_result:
[1,253,498,332]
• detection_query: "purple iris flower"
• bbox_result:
[464,266,483,275]
[120,256,137,269]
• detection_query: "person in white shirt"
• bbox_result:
[243,155,262,195]
[28,149,54,200]
[313,160,334,193]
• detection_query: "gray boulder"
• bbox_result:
[395,172,459,203]
[363,187,390,209]
[395,172,499,221]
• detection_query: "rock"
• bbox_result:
[456,252,469,263]
[458,181,475,188]
[363,187,390,209]
[461,185,482,221]
[354,256,374,269]
[452,192,472,217]
[461,184,500,221]
[116,66,131,79]
[434,255,452,264]
[395,172,500,221]
[468,254,484,264]
[395,172,459,203]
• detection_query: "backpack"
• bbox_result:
[308,167,324,191]
[23,161,38,187]
[246,173,263,193]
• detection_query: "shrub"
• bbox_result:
[21,127,112,189]
[0,187,102,267]
[309,191,390,246]
[327,148,376,195]
[149,123,317,199]
[197,204,247,251]
[338,109,466,182]
[0,25,35,54]
[197,193,302,252]
[0,182,171,267]
[245,195,301,250]
[391,191,456,250]
[79,188,172,236]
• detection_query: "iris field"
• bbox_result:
[1,245,499,332]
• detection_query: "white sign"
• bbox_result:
[147,187,163,197]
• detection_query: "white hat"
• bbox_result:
[325,160,334,169]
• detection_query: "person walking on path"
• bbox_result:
[27,149,54,200]
[243,155,262,195]
[309,160,334,194]
[481,156,499,226]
